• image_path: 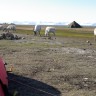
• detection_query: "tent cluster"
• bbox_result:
[0,32,21,40]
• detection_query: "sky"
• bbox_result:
[0,0,96,25]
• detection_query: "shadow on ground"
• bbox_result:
[8,73,61,96]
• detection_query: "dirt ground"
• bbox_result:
[0,33,96,96]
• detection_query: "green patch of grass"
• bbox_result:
[0,39,60,48]
[56,29,94,38]
[16,29,33,35]
[16,28,94,38]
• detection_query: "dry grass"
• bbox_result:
[0,26,96,96]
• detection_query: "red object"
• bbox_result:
[0,58,8,96]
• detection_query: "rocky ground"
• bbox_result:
[0,33,96,96]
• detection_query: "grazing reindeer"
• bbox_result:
[45,27,56,39]
[33,25,41,36]
[5,24,16,32]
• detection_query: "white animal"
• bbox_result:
[45,27,56,38]
[33,25,41,36]
[94,28,96,41]
[6,24,16,32]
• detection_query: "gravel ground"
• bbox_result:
[0,33,96,96]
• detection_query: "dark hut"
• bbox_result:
[68,21,82,28]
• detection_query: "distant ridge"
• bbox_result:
[0,21,96,26]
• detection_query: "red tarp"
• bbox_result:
[0,58,8,96]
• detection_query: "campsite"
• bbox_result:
[0,24,96,96]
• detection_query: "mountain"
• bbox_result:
[12,21,68,25]
[1,21,96,26]
[92,23,96,26]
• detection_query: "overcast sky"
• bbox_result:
[0,0,96,25]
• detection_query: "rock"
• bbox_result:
[86,40,90,43]
[0,32,21,40]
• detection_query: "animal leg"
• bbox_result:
[94,35,96,41]
[38,31,41,36]
[34,31,36,36]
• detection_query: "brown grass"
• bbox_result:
[0,25,96,96]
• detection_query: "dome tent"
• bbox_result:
[0,57,9,96]
[68,21,82,28]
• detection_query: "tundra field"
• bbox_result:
[0,25,96,96]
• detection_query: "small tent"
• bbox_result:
[0,58,9,96]
[68,21,82,28]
